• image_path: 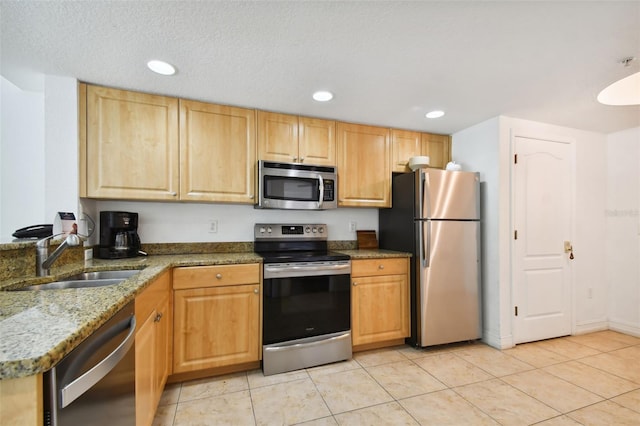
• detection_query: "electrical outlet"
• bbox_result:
[349,221,357,232]
[84,248,93,261]
[209,219,218,233]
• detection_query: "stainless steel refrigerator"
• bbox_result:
[379,169,481,347]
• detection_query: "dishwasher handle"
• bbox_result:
[60,314,136,408]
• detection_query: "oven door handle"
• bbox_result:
[264,263,350,274]
[263,332,351,353]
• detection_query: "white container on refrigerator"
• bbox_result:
[379,169,481,347]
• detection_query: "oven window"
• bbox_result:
[263,274,350,345]
[264,176,319,202]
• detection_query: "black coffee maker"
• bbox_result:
[96,211,142,259]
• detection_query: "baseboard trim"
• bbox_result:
[574,320,608,335]
[482,329,514,349]
[608,319,640,338]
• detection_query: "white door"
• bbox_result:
[512,136,573,344]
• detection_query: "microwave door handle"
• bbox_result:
[317,174,324,209]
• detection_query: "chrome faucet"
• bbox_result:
[36,227,84,277]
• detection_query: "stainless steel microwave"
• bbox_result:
[257,160,338,210]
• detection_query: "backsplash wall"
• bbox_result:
[88,200,378,244]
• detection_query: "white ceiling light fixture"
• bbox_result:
[312,90,333,102]
[425,110,445,119]
[147,59,176,76]
[597,57,640,106]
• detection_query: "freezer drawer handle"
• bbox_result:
[59,314,136,408]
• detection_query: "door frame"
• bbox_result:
[509,130,577,345]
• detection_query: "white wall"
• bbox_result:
[606,126,640,336]
[0,76,45,241]
[43,75,79,223]
[0,75,80,242]
[94,200,377,243]
[453,116,608,348]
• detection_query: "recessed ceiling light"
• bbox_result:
[597,71,640,106]
[426,110,445,119]
[313,91,333,102]
[147,60,176,76]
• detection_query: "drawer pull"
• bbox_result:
[216,273,222,279]
[378,264,384,270]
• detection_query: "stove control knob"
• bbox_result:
[318,227,324,234]
[312,227,317,233]
[305,226,311,233]
[267,227,272,233]
[259,227,265,234]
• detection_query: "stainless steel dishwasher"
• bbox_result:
[43,301,136,426]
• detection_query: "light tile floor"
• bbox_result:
[153,331,640,425]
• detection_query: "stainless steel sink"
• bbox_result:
[13,270,140,291]
[65,270,140,281]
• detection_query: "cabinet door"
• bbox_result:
[351,274,409,346]
[154,295,171,397]
[337,123,391,207]
[422,133,451,170]
[298,117,336,165]
[135,311,156,426]
[257,111,299,163]
[86,85,179,200]
[173,284,260,373]
[180,100,256,203]
[391,129,422,172]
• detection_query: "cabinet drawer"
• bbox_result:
[173,263,260,290]
[136,270,171,323]
[351,258,408,277]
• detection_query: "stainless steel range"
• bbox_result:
[255,223,352,375]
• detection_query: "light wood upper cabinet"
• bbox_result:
[351,258,410,348]
[298,116,336,165]
[422,133,451,170]
[84,84,180,200]
[337,122,391,207]
[258,111,336,165]
[172,264,261,374]
[391,129,422,172]
[180,100,256,203]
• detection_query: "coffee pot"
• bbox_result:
[95,211,143,259]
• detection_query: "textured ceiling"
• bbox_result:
[1,1,639,135]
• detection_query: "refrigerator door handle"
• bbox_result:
[421,171,431,219]
[422,221,430,267]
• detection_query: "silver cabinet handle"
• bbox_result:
[216,273,222,279]
[60,315,136,408]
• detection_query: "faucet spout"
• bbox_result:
[36,231,83,277]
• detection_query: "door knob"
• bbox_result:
[564,241,574,260]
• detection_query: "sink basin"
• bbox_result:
[12,270,140,291]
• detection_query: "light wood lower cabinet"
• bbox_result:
[135,270,172,426]
[351,258,410,349]
[172,264,261,374]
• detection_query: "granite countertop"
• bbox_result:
[0,252,262,380]
[335,249,412,259]
[0,248,410,380]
